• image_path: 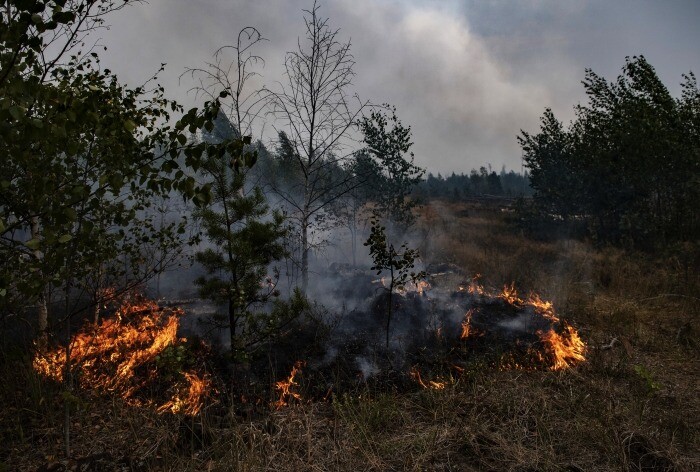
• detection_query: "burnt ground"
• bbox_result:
[1,200,699,471]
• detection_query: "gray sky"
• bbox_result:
[100,0,700,175]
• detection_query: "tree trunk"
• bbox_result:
[63,282,72,459]
[350,206,357,267]
[386,289,392,350]
[229,296,237,353]
[30,217,48,344]
[301,213,309,294]
[93,264,104,324]
[386,268,394,350]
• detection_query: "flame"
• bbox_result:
[274,361,305,409]
[538,325,586,371]
[157,372,212,416]
[460,309,474,340]
[526,293,559,322]
[459,274,485,295]
[499,283,522,305]
[409,367,446,390]
[456,277,586,371]
[404,279,431,295]
[33,293,211,415]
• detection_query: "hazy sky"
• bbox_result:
[100,0,700,174]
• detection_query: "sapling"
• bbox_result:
[364,218,425,349]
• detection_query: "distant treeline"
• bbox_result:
[413,167,532,201]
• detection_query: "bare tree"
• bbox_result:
[266,1,369,292]
[183,27,268,140]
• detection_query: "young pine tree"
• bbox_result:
[195,136,287,357]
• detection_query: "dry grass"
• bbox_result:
[2,200,699,471]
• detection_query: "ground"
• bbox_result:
[1,200,698,471]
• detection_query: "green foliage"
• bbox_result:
[364,218,425,348]
[359,106,425,227]
[633,364,661,395]
[154,345,195,383]
[0,0,238,321]
[519,56,700,247]
[194,114,288,356]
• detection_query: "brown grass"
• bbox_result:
[2,200,699,471]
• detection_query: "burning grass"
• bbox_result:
[4,200,698,471]
[32,293,213,416]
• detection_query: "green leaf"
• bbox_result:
[9,106,22,120]
[25,239,41,250]
[123,119,137,132]
[58,234,72,243]
[64,207,77,221]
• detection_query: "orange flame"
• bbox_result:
[274,361,305,409]
[526,293,559,322]
[32,294,211,415]
[158,372,212,416]
[458,277,586,371]
[459,274,485,295]
[460,309,474,340]
[499,283,522,305]
[538,325,586,371]
[409,367,446,390]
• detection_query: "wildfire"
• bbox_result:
[459,274,485,295]
[538,325,586,371]
[402,279,431,295]
[499,283,522,305]
[455,277,586,371]
[274,361,305,409]
[526,293,559,322]
[158,372,212,416]
[32,293,211,416]
[460,309,474,340]
[409,366,446,390]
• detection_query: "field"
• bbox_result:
[2,201,698,471]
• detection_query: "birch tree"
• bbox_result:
[266,1,369,292]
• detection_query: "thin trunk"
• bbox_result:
[350,206,357,267]
[301,212,309,294]
[63,281,72,459]
[386,289,392,350]
[93,264,103,324]
[229,296,236,353]
[386,267,394,350]
[30,217,48,344]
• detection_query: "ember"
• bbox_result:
[33,293,212,416]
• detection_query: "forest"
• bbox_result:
[1,1,698,471]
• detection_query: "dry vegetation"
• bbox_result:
[2,201,698,471]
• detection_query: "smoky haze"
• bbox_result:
[98,0,699,176]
